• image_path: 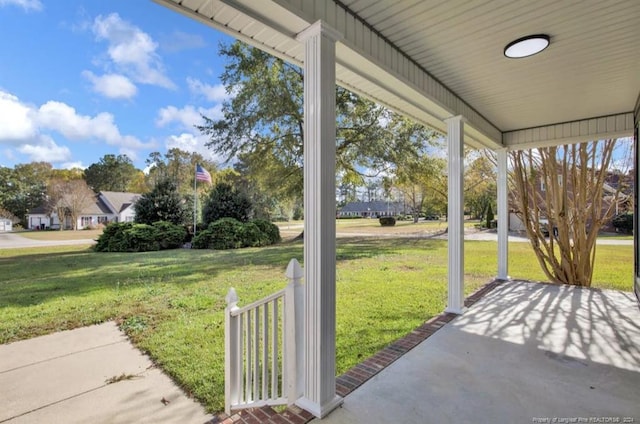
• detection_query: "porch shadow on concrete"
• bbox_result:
[317,281,640,423]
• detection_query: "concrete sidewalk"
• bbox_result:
[0,233,96,249]
[0,322,212,424]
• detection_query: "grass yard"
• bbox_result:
[0,237,633,412]
[16,229,103,241]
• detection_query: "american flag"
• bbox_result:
[195,164,212,184]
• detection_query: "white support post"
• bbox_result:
[497,148,510,280]
[445,116,466,315]
[295,20,343,418]
[224,288,240,415]
[284,259,304,404]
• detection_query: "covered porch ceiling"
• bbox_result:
[154,0,639,150]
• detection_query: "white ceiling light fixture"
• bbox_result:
[504,34,550,58]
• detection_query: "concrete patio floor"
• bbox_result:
[318,281,640,424]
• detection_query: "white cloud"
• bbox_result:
[156,104,223,163]
[18,135,71,163]
[186,77,227,103]
[118,147,138,162]
[0,91,37,142]
[59,161,86,170]
[165,133,219,162]
[0,89,155,164]
[0,0,42,12]
[37,101,149,149]
[92,13,175,90]
[82,71,137,99]
[156,104,222,130]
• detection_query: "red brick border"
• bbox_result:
[209,278,504,423]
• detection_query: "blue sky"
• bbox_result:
[0,0,234,170]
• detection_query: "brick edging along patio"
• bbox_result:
[211,279,505,424]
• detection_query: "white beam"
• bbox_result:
[294,20,343,419]
[445,116,465,315]
[497,148,509,281]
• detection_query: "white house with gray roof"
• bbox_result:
[337,201,406,218]
[26,191,140,230]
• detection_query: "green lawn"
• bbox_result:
[0,238,633,412]
[16,229,103,241]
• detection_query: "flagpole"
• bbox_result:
[194,163,197,241]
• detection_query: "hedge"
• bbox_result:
[94,221,186,252]
[379,216,396,227]
[192,218,281,250]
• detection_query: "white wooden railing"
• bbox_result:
[224,259,304,414]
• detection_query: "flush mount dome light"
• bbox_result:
[504,34,550,58]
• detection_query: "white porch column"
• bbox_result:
[295,20,343,418]
[445,116,465,314]
[497,148,510,280]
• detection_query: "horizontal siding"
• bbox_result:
[503,113,635,150]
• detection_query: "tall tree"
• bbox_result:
[510,139,626,286]
[0,162,52,227]
[84,154,138,192]
[197,41,427,205]
[390,155,446,223]
[145,149,217,196]
[202,182,253,224]
[380,118,444,222]
[464,152,497,220]
[50,168,84,181]
[134,179,189,226]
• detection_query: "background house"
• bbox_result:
[0,218,12,232]
[507,170,631,233]
[337,201,406,218]
[26,191,140,230]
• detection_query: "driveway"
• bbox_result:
[464,230,633,245]
[0,233,96,249]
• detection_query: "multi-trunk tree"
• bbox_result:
[46,179,95,230]
[509,139,628,286]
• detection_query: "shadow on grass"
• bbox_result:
[0,237,444,308]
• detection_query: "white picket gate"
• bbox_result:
[224,258,304,414]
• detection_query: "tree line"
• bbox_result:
[0,150,217,228]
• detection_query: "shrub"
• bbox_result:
[152,221,188,249]
[134,179,189,226]
[252,219,281,245]
[95,221,186,252]
[379,216,396,227]
[191,229,213,249]
[485,204,494,229]
[95,222,134,252]
[192,218,281,250]
[240,222,263,247]
[202,183,252,225]
[193,218,244,250]
[125,224,160,252]
[612,213,633,234]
